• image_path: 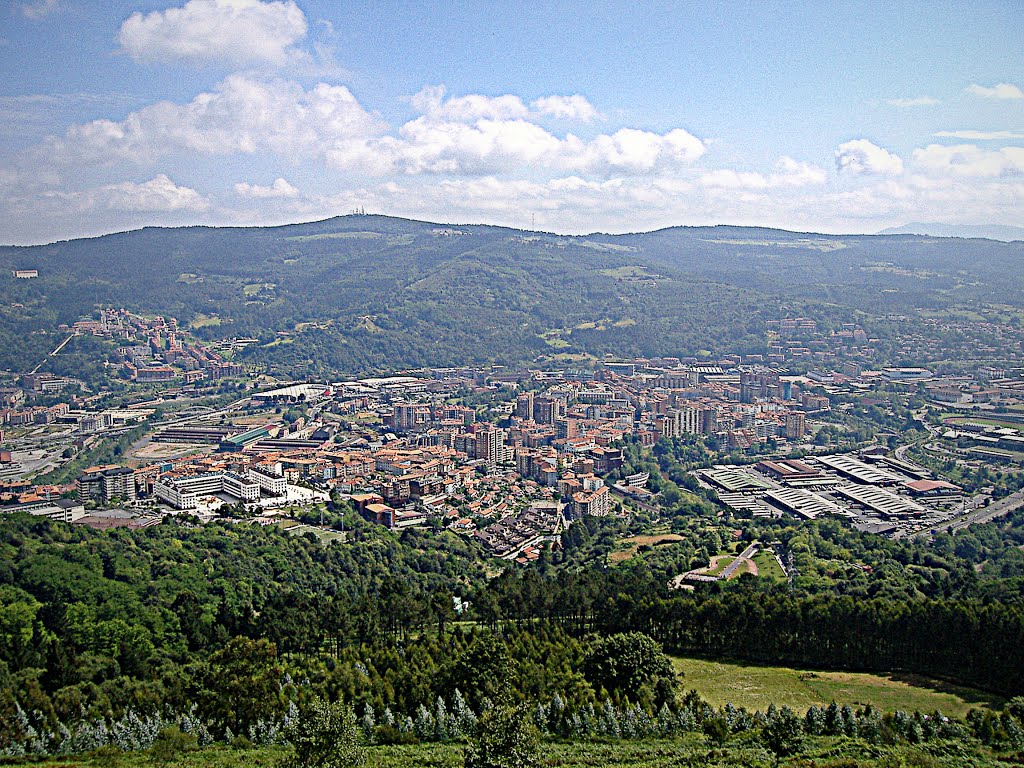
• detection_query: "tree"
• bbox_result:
[445,633,515,711]
[463,699,541,768]
[281,696,365,768]
[761,706,804,766]
[583,632,678,707]
[703,714,729,747]
[205,636,284,734]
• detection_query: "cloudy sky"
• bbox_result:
[1,0,1022,244]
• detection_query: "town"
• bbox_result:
[3,308,1024,570]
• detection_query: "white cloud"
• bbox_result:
[531,94,600,121]
[773,156,828,186]
[391,116,563,174]
[410,86,529,121]
[912,143,1024,177]
[698,158,824,191]
[966,83,1024,100]
[24,79,1024,242]
[20,0,58,19]
[575,127,705,175]
[934,130,1024,141]
[37,78,706,180]
[43,174,210,212]
[411,87,601,123]
[47,75,385,166]
[99,175,210,211]
[835,139,904,175]
[234,177,300,198]
[118,0,308,67]
[390,88,696,176]
[885,96,939,107]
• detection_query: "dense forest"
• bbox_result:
[1,215,1023,376]
[3,504,1024,760]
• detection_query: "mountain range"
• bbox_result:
[1,215,1022,377]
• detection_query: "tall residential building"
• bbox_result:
[393,402,431,431]
[785,411,807,440]
[515,392,534,420]
[700,407,719,434]
[740,368,782,402]
[533,396,563,425]
[572,485,611,518]
[679,404,701,435]
[474,424,504,467]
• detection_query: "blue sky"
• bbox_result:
[1,0,1022,244]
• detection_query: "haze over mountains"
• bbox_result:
[1,214,1022,377]
[878,223,1024,242]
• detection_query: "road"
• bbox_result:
[29,332,77,375]
[913,489,1024,538]
[720,543,759,579]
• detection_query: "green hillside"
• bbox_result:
[1,215,1021,376]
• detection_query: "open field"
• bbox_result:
[609,533,685,563]
[280,521,346,542]
[16,734,1012,768]
[130,441,213,461]
[752,549,787,580]
[674,657,1001,717]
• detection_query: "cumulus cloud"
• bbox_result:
[411,86,601,123]
[44,174,210,212]
[575,127,704,175]
[912,144,1024,177]
[934,130,1024,141]
[44,77,705,179]
[531,94,600,121]
[118,0,308,67]
[885,96,939,107]
[46,75,385,166]
[385,121,705,177]
[966,83,1024,100]
[100,175,210,211]
[410,85,529,121]
[234,177,300,198]
[835,139,904,175]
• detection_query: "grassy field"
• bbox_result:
[609,533,685,563]
[674,657,1001,717]
[19,734,1011,768]
[752,549,787,580]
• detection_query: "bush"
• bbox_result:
[280,697,365,768]
[149,725,197,766]
[463,700,540,768]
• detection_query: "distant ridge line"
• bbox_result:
[6,212,1024,249]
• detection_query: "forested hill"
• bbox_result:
[1,215,1022,376]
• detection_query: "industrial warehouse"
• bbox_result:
[696,450,969,537]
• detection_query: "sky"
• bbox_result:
[0,0,1022,245]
